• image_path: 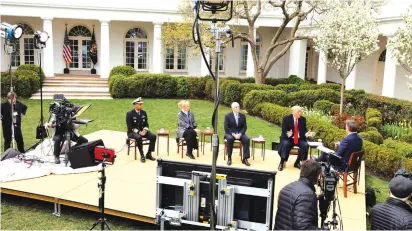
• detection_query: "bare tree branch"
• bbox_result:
[251,0,262,24]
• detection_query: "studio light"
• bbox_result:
[200,0,230,13]
[0,22,23,40]
[34,31,49,49]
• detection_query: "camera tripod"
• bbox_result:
[322,195,339,230]
[89,159,111,230]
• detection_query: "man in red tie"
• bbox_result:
[277,106,310,171]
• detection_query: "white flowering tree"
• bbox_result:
[388,5,412,89]
[312,0,379,114]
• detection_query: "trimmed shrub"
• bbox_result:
[175,77,189,98]
[359,130,384,145]
[363,140,404,177]
[400,133,412,143]
[128,78,146,98]
[1,70,38,97]
[108,74,125,93]
[111,77,130,98]
[331,104,340,115]
[265,78,289,86]
[382,138,412,158]
[239,83,276,105]
[366,108,382,129]
[16,64,45,80]
[314,100,334,114]
[243,90,287,114]
[287,75,305,85]
[222,81,242,105]
[299,83,341,91]
[109,65,136,78]
[257,102,290,125]
[362,94,412,124]
[273,84,300,93]
[345,89,367,108]
[286,89,340,108]
[366,127,379,132]
[187,77,207,98]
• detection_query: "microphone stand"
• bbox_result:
[90,158,111,230]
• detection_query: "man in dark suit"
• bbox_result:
[314,120,363,169]
[1,92,27,153]
[224,102,250,166]
[126,97,156,163]
[278,106,310,171]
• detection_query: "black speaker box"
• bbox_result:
[68,139,104,169]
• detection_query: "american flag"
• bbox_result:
[63,26,72,64]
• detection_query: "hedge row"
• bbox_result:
[1,64,42,97]
[365,108,382,129]
[251,102,412,177]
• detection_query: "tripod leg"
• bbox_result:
[89,219,101,231]
[104,220,111,230]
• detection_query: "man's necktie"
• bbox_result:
[294,119,298,145]
[235,114,238,125]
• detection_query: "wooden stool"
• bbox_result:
[126,137,150,160]
[224,139,243,161]
[176,137,199,158]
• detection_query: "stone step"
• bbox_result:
[43,83,108,87]
[55,73,101,77]
[44,80,108,85]
[32,92,111,96]
[47,77,107,81]
[41,87,109,92]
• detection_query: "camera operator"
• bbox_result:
[274,159,325,230]
[47,101,88,164]
[370,175,412,230]
[1,92,27,153]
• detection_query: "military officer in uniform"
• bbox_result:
[126,97,156,162]
[1,92,27,153]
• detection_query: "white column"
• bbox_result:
[200,47,210,76]
[100,20,110,78]
[42,17,54,77]
[382,38,397,97]
[317,50,327,84]
[345,65,357,90]
[288,39,307,79]
[152,22,163,73]
[246,26,258,77]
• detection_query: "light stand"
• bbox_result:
[90,157,111,231]
[4,40,18,151]
[193,1,233,230]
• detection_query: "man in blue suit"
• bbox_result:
[224,102,251,166]
[314,120,363,168]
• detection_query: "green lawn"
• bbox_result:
[1,98,282,230]
[1,98,282,153]
[365,173,389,204]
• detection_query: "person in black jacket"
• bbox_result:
[1,92,27,153]
[274,159,324,230]
[224,102,250,166]
[126,97,156,163]
[370,175,412,230]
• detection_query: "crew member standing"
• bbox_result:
[126,97,156,163]
[1,92,27,153]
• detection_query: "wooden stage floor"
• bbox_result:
[0,130,367,230]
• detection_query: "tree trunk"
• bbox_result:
[255,70,264,84]
[340,78,345,115]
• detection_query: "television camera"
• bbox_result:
[318,153,344,231]
[48,97,93,165]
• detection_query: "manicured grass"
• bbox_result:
[1,98,282,230]
[365,173,389,204]
[1,98,282,153]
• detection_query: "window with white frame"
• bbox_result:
[240,33,262,71]
[209,46,225,71]
[165,46,187,71]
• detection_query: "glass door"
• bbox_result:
[81,40,92,68]
[137,41,147,70]
[69,39,79,68]
[124,40,148,70]
[125,41,135,68]
[69,38,91,69]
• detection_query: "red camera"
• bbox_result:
[94,146,116,164]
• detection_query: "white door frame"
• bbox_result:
[69,35,92,70]
[124,38,149,71]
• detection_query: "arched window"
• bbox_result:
[379,49,386,62]
[68,25,92,69]
[124,28,148,70]
[69,25,92,37]
[11,23,35,67]
[240,33,262,71]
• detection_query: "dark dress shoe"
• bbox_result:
[294,162,301,169]
[141,156,146,163]
[146,153,156,161]
[227,159,232,166]
[186,153,195,159]
[242,159,251,166]
[278,161,284,171]
[55,156,61,164]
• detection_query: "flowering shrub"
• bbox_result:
[332,113,366,132]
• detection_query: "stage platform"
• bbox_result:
[0,130,367,230]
